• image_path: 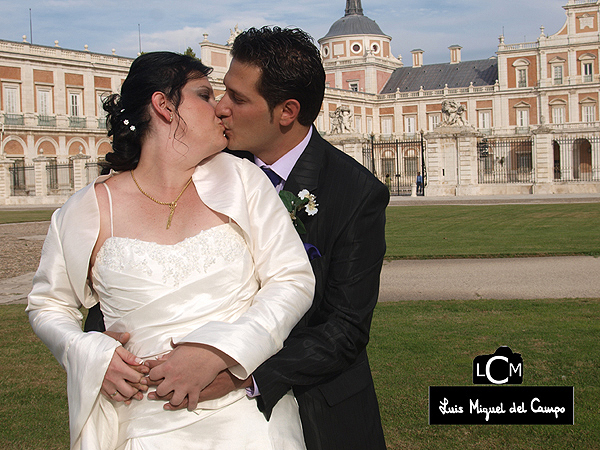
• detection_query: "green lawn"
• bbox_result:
[2,203,600,259]
[2,300,598,450]
[385,203,600,258]
[0,210,55,224]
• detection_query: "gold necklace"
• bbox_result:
[130,170,193,230]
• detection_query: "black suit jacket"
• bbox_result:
[252,129,389,450]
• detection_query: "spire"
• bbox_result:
[345,0,364,16]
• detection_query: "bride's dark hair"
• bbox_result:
[102,51,213,172]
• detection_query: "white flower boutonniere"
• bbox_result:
[279,189,318,234]
[297,189,319,216]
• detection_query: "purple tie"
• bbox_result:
[261,167,282,187]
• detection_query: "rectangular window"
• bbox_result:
[552,106,565,124]
[428,113,440,130]
[517,109,529,127]
[349,82,359,92]
[553,66,563,85]
[4,85,19,113]
[582,105,596,123]
[354,115,362,133]
[517,69,527,88]
[478,110,491,129]
[69,92,82,116]
[366,116,373,134]
[404,116,415,134]
[381,116,393,135]
[583,63,593,82]
[38,89,52,115]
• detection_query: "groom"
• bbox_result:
[203,27,388,450]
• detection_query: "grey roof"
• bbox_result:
[322,13,387,39]
[381,58,498,94]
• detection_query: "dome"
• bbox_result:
[322,0,387,39]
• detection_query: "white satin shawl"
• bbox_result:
[26,152,315,450]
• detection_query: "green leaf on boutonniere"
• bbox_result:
[279,190,311,234]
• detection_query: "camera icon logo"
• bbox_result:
[473,346,523,385]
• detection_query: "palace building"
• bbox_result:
[1,0,599,204]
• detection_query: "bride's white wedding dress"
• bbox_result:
[91,219,305,449]
[27,153,314,450]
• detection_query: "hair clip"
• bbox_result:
[123,119,135,131]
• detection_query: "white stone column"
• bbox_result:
[424,126,479,196]
[33,156,50,198]
[532,129,554,192]
[0,157,13,202]
[71,152,91,192]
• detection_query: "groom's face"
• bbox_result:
[216,59,280,159]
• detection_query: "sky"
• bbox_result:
[0,0,569,65]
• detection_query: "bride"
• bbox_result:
[27,52,314,450]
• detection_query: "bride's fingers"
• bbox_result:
[115,347,148,375]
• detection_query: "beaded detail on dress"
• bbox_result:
[94,223,246,288]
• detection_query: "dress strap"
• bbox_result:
[101,183,115,237]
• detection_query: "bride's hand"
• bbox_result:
[147,343,237,411]
[101,334,149,405]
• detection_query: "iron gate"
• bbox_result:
[363,135,426,196]
[477,137,533,184]
[552,134,600,182]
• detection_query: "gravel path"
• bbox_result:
[0,221,49,280]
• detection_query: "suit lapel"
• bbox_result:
[284,129,326,246]
[285,128,323,196]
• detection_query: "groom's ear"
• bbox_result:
[277,99,301,127]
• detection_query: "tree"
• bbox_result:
[183,47,198,59]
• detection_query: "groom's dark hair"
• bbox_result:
[231,26,325,126]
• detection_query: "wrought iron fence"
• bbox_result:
[363,136,426,195]
[9,163,35,196]
[38,115,57,127]
[69,117,87,128]
[552,134,600,182]
[4,113,24,126]
[47,161,74,193]
[477,137,533,184]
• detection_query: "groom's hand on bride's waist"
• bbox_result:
[145,359,252,411]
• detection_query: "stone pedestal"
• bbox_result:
[70,152,91,192]
[424,125,479,196]
[33,156,51,197]
[531,127,553,194]
[0,157,13,200]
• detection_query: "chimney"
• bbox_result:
[411,49,424,68]
[449,45,462,64]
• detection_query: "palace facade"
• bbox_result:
[1,0,599,204]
